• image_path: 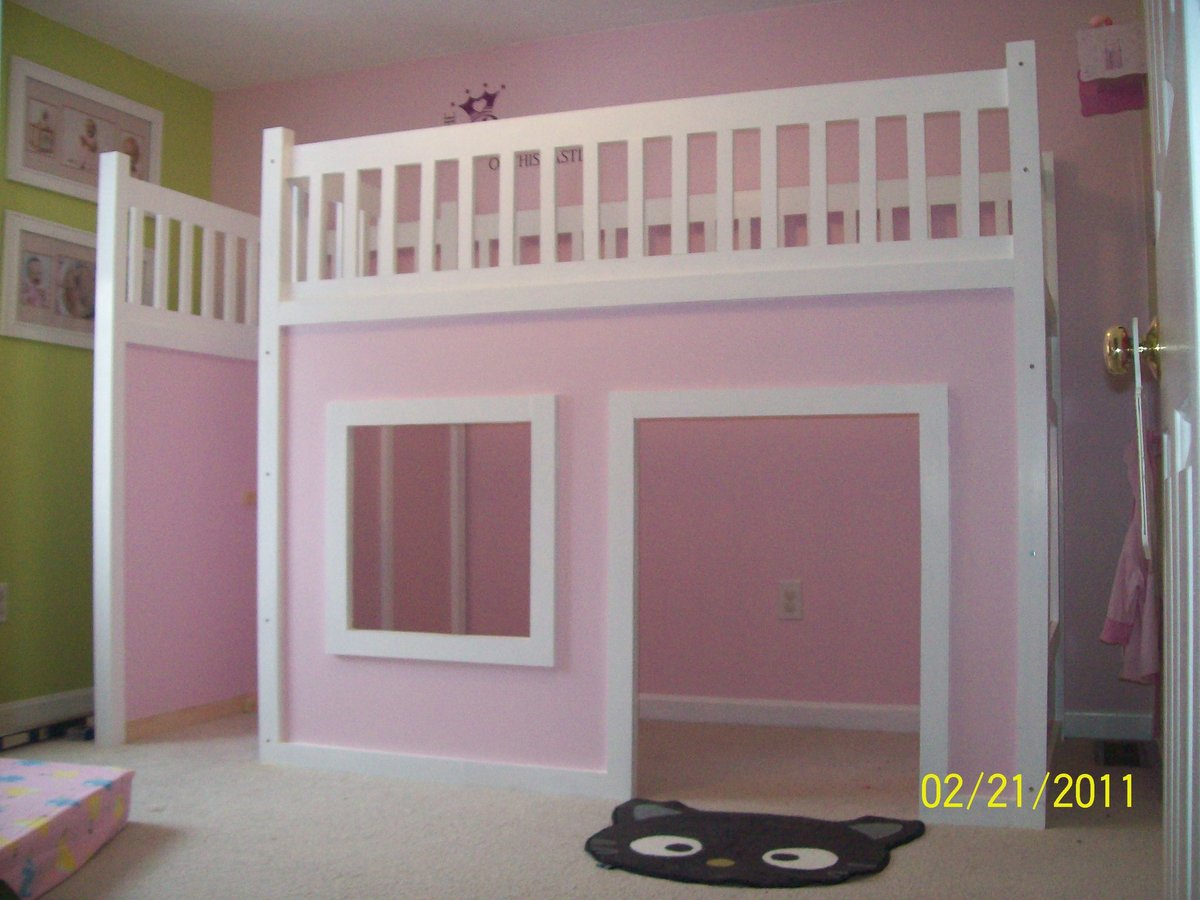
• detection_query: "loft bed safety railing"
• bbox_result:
[335,172,1017,273]
[263,42,1042,326]
[96,152,260,355]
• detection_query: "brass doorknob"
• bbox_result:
[1104,318,1160,380]
[1104,324,1133,375]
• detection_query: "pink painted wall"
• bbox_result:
[637,415,921,706]
[211,0,1155,772]
[465,423,531,638]
[349,426,386,630]
[123,345,257,721]
[390,426,454,633]
[283,291,1015,774]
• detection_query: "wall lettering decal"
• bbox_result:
[444,84,581,169]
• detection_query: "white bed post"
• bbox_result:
[258,127,293,760]
[1006,39,1050,827]
[93,151,132,747]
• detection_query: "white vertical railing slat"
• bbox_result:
[809,123,828,247]
[378,165,396,277]
[858,117,877,245]
[628,139,645,259]
[127,208,145,307]
[458,159,475,270]
[152,213,170,309]
[671,135,688,255]
[540,145,556,266]
[583,143,600,261]
[716,129,734,254]
[960,110,981,240]
[177,221,194,315]
[306,178,323,281]
[760,126,779,250]
[200,226,216,318]
[907,113,928,241]
[418,163,436,273]
[498,153,515,268]
[342,170,359,278]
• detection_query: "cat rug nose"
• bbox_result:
[706,858,736,868]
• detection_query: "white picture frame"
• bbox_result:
[7,56,162,202]
[2,212,96,349]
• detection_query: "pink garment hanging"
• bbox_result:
[1100,434,1160,684]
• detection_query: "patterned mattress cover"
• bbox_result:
[0,759,133,899]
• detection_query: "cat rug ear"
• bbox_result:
[846,816,926,848]
[612,799,692,824]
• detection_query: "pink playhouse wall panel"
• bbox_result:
[282,289,1017,776]
[123,344,257,721]
[636,414,921,706]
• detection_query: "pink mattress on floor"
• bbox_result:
[0,759,133,899]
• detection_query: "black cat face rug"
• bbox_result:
[585,799,924,888]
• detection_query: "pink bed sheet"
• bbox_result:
[0,759,133,899]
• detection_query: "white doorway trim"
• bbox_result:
[605,384,950,813]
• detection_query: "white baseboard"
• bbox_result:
[638,694,919,733]
[0,687,94,737]
[1062,710,1155,741]
[262,740,628,800]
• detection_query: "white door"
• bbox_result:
[1145,1,1200,895]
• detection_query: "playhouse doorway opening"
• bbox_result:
[605,385,950,811]
[632,412,922,810]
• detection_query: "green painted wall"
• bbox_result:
[0,2,213,706]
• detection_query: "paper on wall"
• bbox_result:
[1077,23,1147,82]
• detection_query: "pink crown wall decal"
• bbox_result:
[453,83,506,122]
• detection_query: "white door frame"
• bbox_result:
[605,384,951,819]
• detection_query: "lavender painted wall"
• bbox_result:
[123,345,257,721]
[212,0,1154,772]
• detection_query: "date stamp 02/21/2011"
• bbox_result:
[920,772,1135,812]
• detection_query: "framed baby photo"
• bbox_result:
[2,213,97,349]
[6,56,162,202]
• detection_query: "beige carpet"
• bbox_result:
[4,715,1160,898]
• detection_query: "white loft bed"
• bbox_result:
[92,41,1060,827]
[265,56,1045,325]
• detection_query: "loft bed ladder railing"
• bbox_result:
[99,152,261,334]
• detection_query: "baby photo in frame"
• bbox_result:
[2,212,97,349]
[7,56,162,201]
